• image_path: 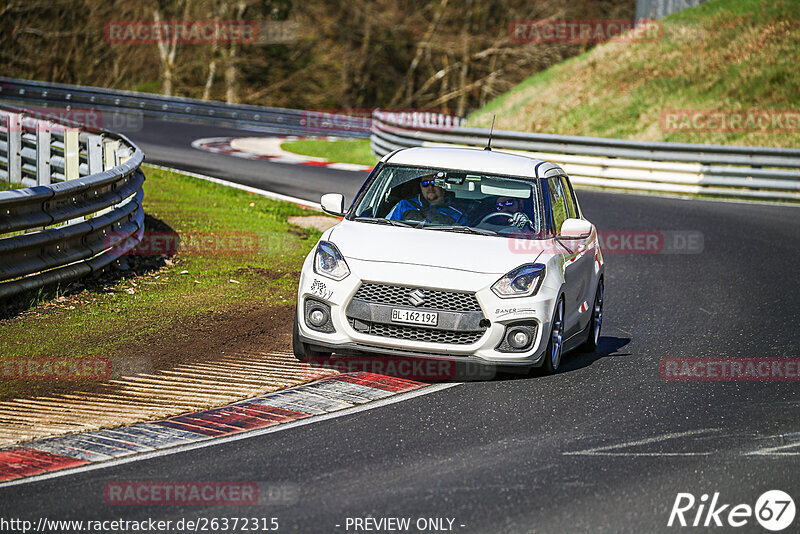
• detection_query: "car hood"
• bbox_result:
[328,219,545,275]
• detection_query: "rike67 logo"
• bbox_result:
[669,490,796,531]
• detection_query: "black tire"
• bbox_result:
[292,311,332,362]
[581,279,603,352]
[541,297,565,375]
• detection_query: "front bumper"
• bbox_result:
[297,255,558,367]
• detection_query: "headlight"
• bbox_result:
[314,241,350,281]
[491,264,546,298]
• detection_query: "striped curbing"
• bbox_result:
[191,136,374,172]
[0,351,336,447]
[0,372,425,483]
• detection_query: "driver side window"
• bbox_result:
[547,177,568,233]
[560,176,577,219]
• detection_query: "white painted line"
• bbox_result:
[144,163,321,210]
[266,156,311,164]
[229,151,258,159]
[189,137,229,148]
[0,382,461,488]
[327,162,372,172]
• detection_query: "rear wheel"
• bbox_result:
[292,311,332,362]
[581,280,603,352]
[541,297,565,375]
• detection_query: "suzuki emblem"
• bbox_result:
[407,289,427,307]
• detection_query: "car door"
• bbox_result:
[547,175,594,338]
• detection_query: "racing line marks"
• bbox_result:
[564,429,722,457]
[565,428,800,458]
[746,433,800,456]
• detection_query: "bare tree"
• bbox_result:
[0,0,636,111]
[153,0,190,96]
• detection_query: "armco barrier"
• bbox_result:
[370,110,800,201]
[0,77,371,137]
[0,103,145,300]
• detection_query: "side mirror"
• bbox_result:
[559,218,593,239]
[320,193,345,216]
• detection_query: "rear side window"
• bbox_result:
[547,177,568,232]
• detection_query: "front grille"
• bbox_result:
[353,283,481,312]
[349,319,484,345]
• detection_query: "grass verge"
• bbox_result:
[0,164,330,400]
[469,0,800,148]
[280,138,378,166]
[0,181,25,192]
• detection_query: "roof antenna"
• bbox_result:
[484,115,495,151]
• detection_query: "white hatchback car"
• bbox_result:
[293,147,604,374]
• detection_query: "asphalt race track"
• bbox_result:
[3,117,799,533]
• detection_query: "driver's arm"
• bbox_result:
[386,199,413,220]
[453,209,468,225]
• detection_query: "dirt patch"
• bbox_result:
[288,215,339,232]
[0,302,297,403]
[235,266,300,281]
[127,302,296,371]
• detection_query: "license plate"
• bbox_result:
[391,309,438,326]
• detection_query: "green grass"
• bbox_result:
[0,164,328,398]
[132,80,162,94]
[0,181,25,192]
[469,0,800,148]
[281,138,378,166]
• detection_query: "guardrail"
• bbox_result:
[0,77,371,138]
[0,103,145,301]
[371,110,800,201]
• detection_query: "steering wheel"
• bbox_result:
[478,212,514,226]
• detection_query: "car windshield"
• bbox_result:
[351,165,546,238]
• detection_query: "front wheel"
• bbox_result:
[292,311,332,362]
[541,297,565,375]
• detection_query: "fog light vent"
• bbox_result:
[496,322,537,353]
[305,298,335,333]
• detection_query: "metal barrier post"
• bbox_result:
[63,128,79,180]
[36,121,51,186]
[87,134,103,175]
[64,127,81,223]
[116,146,132,166]
[5,113,22,183]
[83,133,105,219]
[103,139,120,170]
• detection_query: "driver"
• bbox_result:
[387,177,467,224]
[493,196,535,229]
